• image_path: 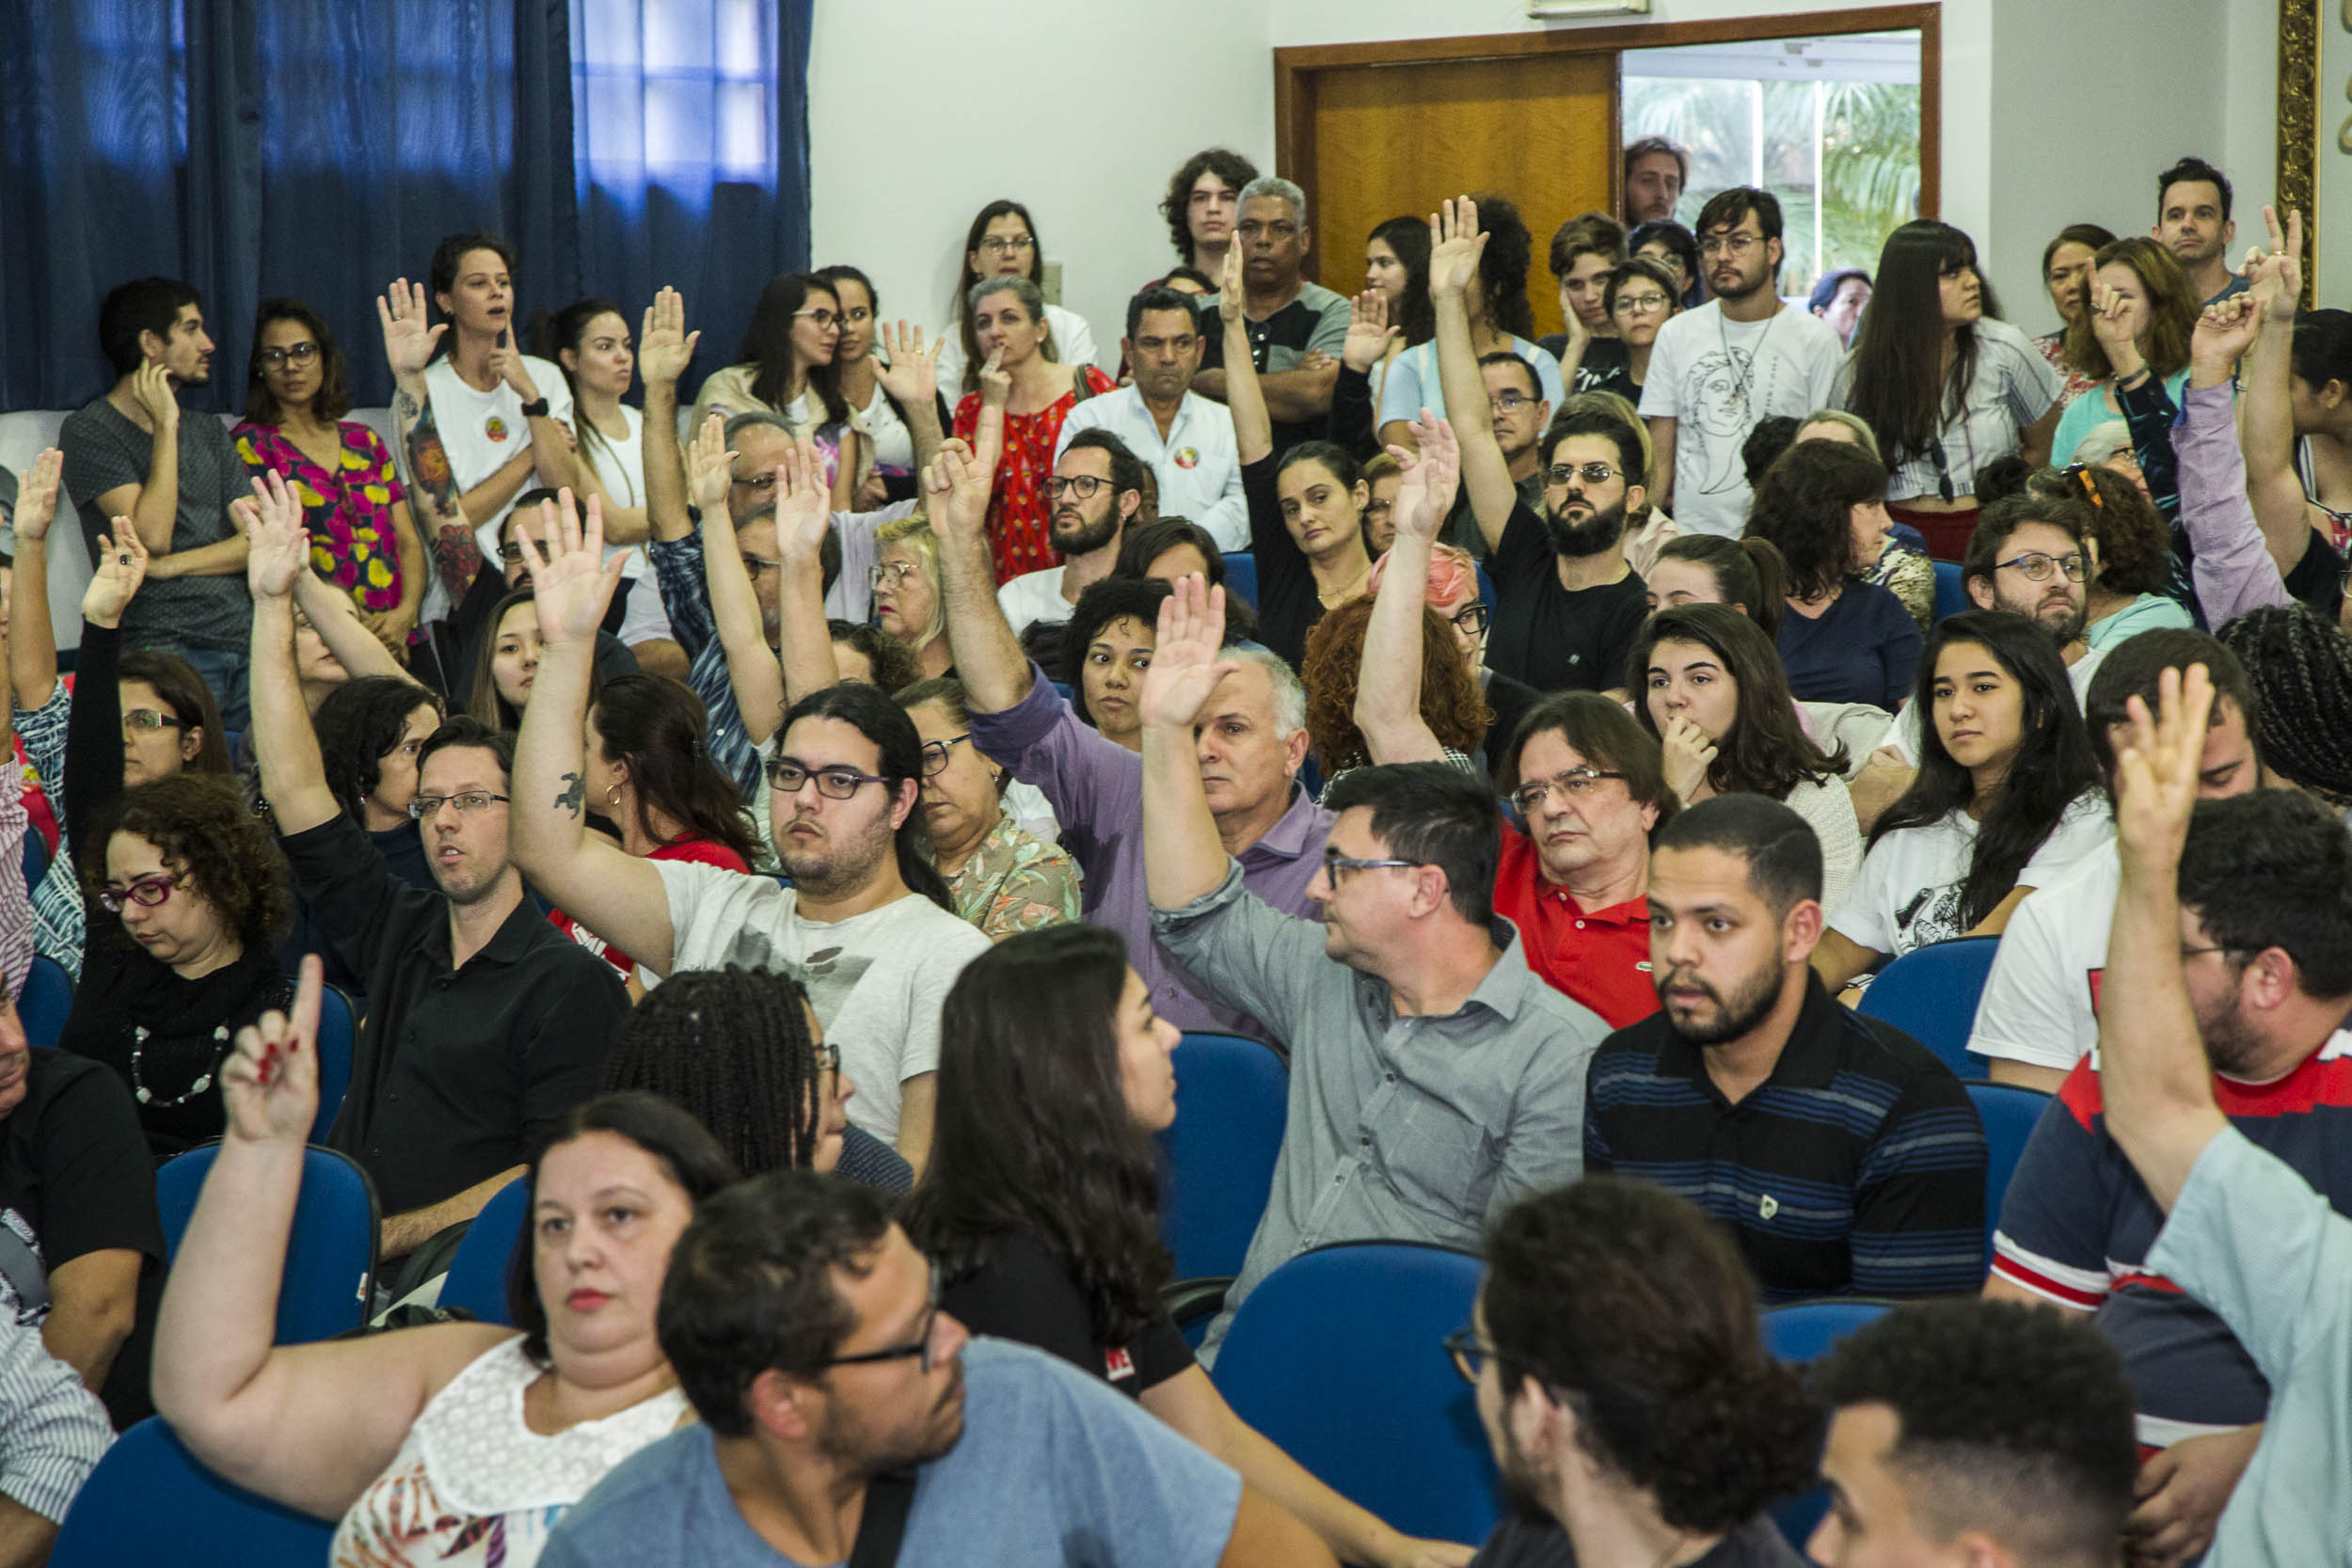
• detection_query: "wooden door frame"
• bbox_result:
[1275,4,1940,229]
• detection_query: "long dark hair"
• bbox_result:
[1744,440,1886,601]
[531,298,628,492]
[601,968,830,1177]
[779,683,955,913]
[466,591,534,732]
[900,926,1168,1345]
[1872,611,2099,928]
[242,297,353,425]
[1652,534,1788,640]
[1468,193,1536,340]
[1631,604,1845,799]
[592,673,760,864]
[314,676,443,825]
[1845,222,1988,467]
[736,273,849,421]
[951,199,1056,394]
[1370,215,1434,347]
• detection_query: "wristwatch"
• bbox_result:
[518,396,550,418]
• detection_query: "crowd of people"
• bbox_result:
[0,129,2345,1568]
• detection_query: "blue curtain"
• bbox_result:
[0,0,811,411]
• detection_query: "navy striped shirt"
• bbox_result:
[1584,975,1986,1301]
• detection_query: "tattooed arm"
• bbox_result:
[378,280,484,598]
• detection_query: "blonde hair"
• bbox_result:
[1796,407,1883,462]
[875,515,946,652]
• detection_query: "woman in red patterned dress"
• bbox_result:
[950,277,1115,584]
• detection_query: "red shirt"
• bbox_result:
[953,366,1118,583]
[1492,828,1660,1028]
[550,837,752,978]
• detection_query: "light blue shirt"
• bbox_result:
[1377,336,1567,430]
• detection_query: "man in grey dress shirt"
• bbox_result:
[1140,577,1604,1364]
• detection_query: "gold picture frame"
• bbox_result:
[2279,0,2321,304]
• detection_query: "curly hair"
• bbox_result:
[1158,148,1259,259]
[314,677,443,825]
[1299,597,1490,773]
[1468,193,1536,341]
[1370,215,1435,348]
[2218,605,2352,807]
[2027,464,2170,597]
[91,774,291,946]
[601,968,830,1177]
[1744,439,1887,600]
[241,297,352,425]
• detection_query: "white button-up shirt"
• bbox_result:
[1053,386,1248,550]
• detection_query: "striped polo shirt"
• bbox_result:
[1991,1030,2352,1447]
[1584,974,1987,1302]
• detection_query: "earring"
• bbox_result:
[605,784,623,809]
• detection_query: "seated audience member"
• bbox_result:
[1143,585,1600,1361]
[1059,575,1168,752]
[1300,597,1489,800]
[1807,1298,2138,1568]
[1434,352,1550,559]
[1777,411,1936,627]
[1192,177,1350,464]
[893,679,1078,941]
[1744,441,1921,710]
[1358,216,1428,421]
[999,429,1149,642]
[2218,603,2352,815]
[1116,515,1219,585]
[1165,149,1260,280]
[233,297,424,656]
[465,587,548,731]
[536,1171,1330,1568]
[1359,451,1404,552]
[950,277,1118,583]
[686,271,862,511]
[246,488,628,1260]
[312,676,445,892]
[601,965,912,1194]
[1808,266,1871,347]
[508,495,987,1173]
[1056,292,1245,550]
[0,1313,112,1558]
[1968,631,2267,1093]
[939,417,1328,1037]
[828,619,922,692]
[2237,215,2352,575]
[1621,135,1688,227]
[2053,667,2352,1565]
[905,926,1473,1568]
[1644,532,1788,634]
[1588,795,1986,1300]
[1537,213,1628,399]
[872,515,954,681]
[806,264,909,502]
[155,990,732,1562]
[59,278,255,729]
[2046,465,2194,651]
[1818,612,2107,990]
[1633,603,1862,908]
[1629,217,1703,308]
[430,490,636,714]
[2036,223,2120,405]
[1463,1179,1823,1566]
[2052,238,2199,505]
[1380,196,1564,454]
[938,198,1100,401]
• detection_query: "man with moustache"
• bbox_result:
[999,430,1150,641]
[1638,187,1843,538]
[1430,195,1647,696]
[1584,795,1987,1302]
[1055,288,1246,548]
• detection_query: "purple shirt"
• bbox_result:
[969,667,1333,1037]
[2172,380,2294,625]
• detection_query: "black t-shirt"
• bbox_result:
[1486,499,1650,694]
[0,1048,167,1427]
[1242,451,1362,671]
[1481,671,1545,779]
[1470,1513,1807,1568]
[2284,527,2345,626]
[1534,336,1635,403]
[940,1229,1193,1399]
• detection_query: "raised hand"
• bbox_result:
[773,434,834,560]
[375,278,445,384]
[2114,664,2215,871]
[638,286,701,389]
[515,490,627,646]
[872,321,942,407]
[1217,241,1245,324]
[685,414,736,516]
[81,516,151,627]
[2247,206,2302,325]
[130,357,180,429]
[1661,716,1719,804]
[924,436,993,551]
[1137,574,1238,732]
[236,470,310,600]
[1340,290,1399,375]
[2190,293,2263,372]
[2088,281,2144,373]
[1426,197,1487,302]
[222,956,325,1147]
[487,327,541,401]
[1390,413,1460,543]
[9,449,62,545]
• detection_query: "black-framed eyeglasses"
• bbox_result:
[1994,550,2087,583]
[1045,475,1105,500]
[1321,847,1423,883]
[1443,1326,1495,1386]
[827,1257,943,1374]
[96,872,184,914]
[1545,462,1621,489]
[123,708,185,733]
[1929,439,1955,503]
[1509,767,1625,813]
[259,342,320,368]
[765,758,891,800]
[1449,602,1491,636]
[409,791,510,819]
[919,735,972,776]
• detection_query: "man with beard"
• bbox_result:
[1583,794,1986,1301]
[1638,187,1842,538]
[509,497,989,1176]
[2153,156,2246,306]
[246,483,628,1265]
[1056,288,1245,548]
[538,1173,1330,1568]
[1434,198,1646,695]
[999,429,1149,641]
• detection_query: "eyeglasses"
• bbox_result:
[1443,1326,1495,1386]
[96,872,183,914]
[1045,475,1106,500]
[793,309,843,329]
[1544,462,1622,489]
[977,235,1035,256]
[1698,231,1762,259]
[919,734,973,776]
[1994,550,2087,583]
[732,468,779,494]
[260,342,320,368]
[869,561,924,591]
[1449,601,1491,636]
[1488,391,1538,415]
[1509,767,1625,813]
[1613,293,1673,315]
[826,1258,944,1375]
[1364,499,1393,521]
[409,791,510,819]
[765,757,891,800]
[1320,847,1424,883]
[815,1039,842,1076]
[739,554,781,579]
[123,708,185,734]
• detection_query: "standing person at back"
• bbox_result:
[1191,177,1351,463]
[2153,156,2247,307]
[58,277,255,729]
[1639,188,1842,537]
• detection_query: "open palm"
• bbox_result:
[82,517,151,625]
[1137,575,1236,731]
[873,322,941,406]
[1426,197,1487,300]
[375,278,444,378]
[639,286,701,388]
[519,492,627,644]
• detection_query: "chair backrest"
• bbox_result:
[15,956,72,1049]
[1210,1241,1496,1545]
[1220,550,1259,608]
[1964,1081,2054,1250]
[155,1145,378,1344]
[50,1416,335,1568]
[310,986,358,1142]
[439,1173,530,1326]
[1931,560,1967,624]
[1761,1298,1897,1550]
[19,827,48,895]
[1855,937,2002,1080]
[1155,1033,1288,1282]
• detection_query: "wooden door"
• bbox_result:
[1306,54,1618,340]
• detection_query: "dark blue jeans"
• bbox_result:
[146,644,252,736]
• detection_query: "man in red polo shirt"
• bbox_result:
[1494,692,1676,1026]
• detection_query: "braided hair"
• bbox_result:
[600,968,829,1175]
[2218,606,2352,808]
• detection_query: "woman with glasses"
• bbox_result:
[1840,221,2064,562]
[893,678,1077,942]
[234,298,425,657]
[1744,440,1922,711]
[937,198,1099,402]
[949,277,1118,583]
[687,272,860,512]
[1581,257,1681,406]
[1814,610,2106,990]
[903,925,1477,1568]
[871,515,956,681]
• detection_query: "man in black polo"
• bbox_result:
[245,476,626,1263]
[1190,176,1349,461]
[1583,795,1985,1300]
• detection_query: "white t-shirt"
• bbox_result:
[580,405,673,647]
[422,355,577,567]
[1965,839,2118,1074]
[1876,643,2109,766]
[1639,301,1842,537]
[861,383,914,475]
[936,303,1099,399]
[997,567,1073,638]
[653,860,991,1144]
[1829,791,2113,958]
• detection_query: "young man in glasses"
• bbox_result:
[540,1171,1331,1568]
[999,428,1152,642]
[1052,290,1246,549]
